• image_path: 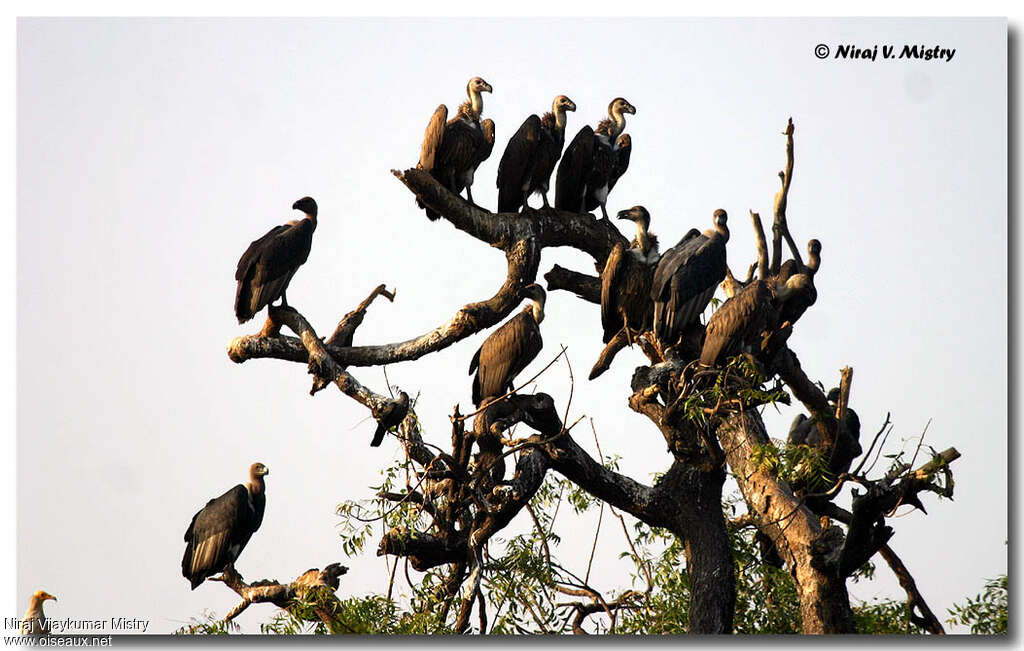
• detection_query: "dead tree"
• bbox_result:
[224,118,958,634]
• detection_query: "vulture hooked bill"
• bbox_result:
[554,97,636,219]
[496,94,577,212]
[650,209,729,351]
[418,76,495,220]
[469,284,546,406]
[600,206,660,344]
[371,391,410,447]
[21,590,56,636]
[182,462,269,590]
[234,196,318,323]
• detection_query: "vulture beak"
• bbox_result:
[625,102,637,115]
[482,81,493,93]
[291,200,301,210]
[615,209,632,221]
[45,593,57,602]
[567,100,577,112]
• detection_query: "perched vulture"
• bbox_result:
[774,239,822,327]
[21,590,56,636]
[600,206,660,344]
[418,76,495,219]
[650,209,730,350]
[469,284,546,406]
[554,97,636,219]
[699,279,778,367]
[788,388,863,494]
[370,391,410,447]
[496,95,577,212]
[234,197,318,323]
[182,462,269,590]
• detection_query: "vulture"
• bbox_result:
[370,391,410,447]
[21,590,56,636]
[182,462,269,590]
[699,279,778,367]
[774,239,822,327]
[554,97,636,219]
[469,284,546,406]
[788,389,863,494]
[496,94,577,212]
[650,209,730,350]
[600,206,660,344]
[418,76,495,220]
[234,196,318,323]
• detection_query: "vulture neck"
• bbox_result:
[248,475,266,497]
[634,221,653,255]
[807,252,820,275]
[26,596,46,615]
[704,222,730,242]
[468,88,484,119]
[529,299,545,324]
[552,103,567,130]
[609,109,627,140]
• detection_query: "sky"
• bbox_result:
[13,17,1007,635]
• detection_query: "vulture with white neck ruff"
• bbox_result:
[418,76,495,219]
[496,94,577,212]
[600,205,661,344]
[554,97,636,219]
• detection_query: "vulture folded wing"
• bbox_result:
[600,243,627,343]
[608,137,632,193]
[497,115,542,212]
[182,485,250,589]
[418,104,448,172]
[555,126,594,212]
[477,119,496,166]
[234,219,315,322]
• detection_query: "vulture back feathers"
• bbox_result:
[554,126,595,213]
[469,286,545,406]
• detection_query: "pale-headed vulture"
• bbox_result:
[418,76,495,219]
[234,197,317,323]
[182,462,268,590]
[554,98,636,219]
[496,95,577,212]
[469,284,546,406]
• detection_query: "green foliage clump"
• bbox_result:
[947,575,1007,635]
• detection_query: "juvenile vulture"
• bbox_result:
[650,209,730,350]
[774,239,822,327]
[496,95,577,212]
[182,462,269,590]
[469,284,546,406]
[234,197,317,323]
[554,97,636,219]
[418,76,495,220]
[21,590,56,636]
[600,206,660,344]
[370,391,410,447]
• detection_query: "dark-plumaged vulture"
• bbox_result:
[182,462,269,590]
[469,284,546,406]
[788,388,863,496]
[554,97,636,219]
[418,76,495,220]
[371,391,410,447]
[496,95,577,212]
[234,197,318,323]
[698,279,778,367]
[650,209,730,351]
[21,590,56,636]
[774,239,822,327]
[600,206,661,344]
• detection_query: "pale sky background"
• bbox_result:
[13,17,1007,635]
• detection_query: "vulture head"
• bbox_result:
[616,205,650,230]
[553,94,577,114]
[806,239,822,273]
[467,76,493,95]
[609,97,637,117]
[292,196,318,218]
[711,209,730,241]
[249,462,270,480]
[521,283,546,323]
[31,590,57,604]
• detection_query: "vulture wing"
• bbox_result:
[497,114,542,212]
[418,104,448,172]
[234,219,316,323]
[608,137,632,193]
[471,311,542,406]
[555,126,595,212]
[600,243,627,343]
[182,484,252,590]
